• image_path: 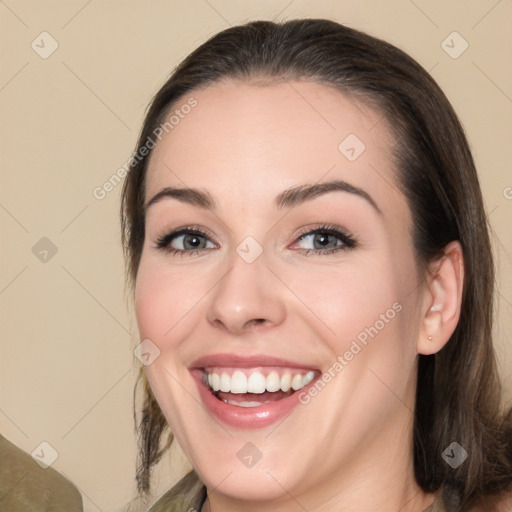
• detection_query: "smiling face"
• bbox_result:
[134,80,430,507]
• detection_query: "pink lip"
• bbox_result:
[190,353,317,371]
[189,354,319,429]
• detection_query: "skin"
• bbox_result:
[134,80,463,512]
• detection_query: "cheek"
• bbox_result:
[134,255,210,346]
[278,258,403,349]
[134,270,172,345]
[134,256,208,436]
[276,251,420,392]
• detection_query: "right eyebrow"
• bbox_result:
[145,187,216,212]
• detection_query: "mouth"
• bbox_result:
[202,367,316,407]
[189,355,320,429]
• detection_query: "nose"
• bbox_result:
[206,249,286,336]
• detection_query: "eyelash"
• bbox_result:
[293,224,357,255]
[154,224,357,257]
[154,226,216,258]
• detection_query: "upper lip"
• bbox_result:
[190,353,319,371]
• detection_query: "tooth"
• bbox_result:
[280,373,292,392]
[302,371,315,387]
[231,370,248,393]
[209,369,315,394]
[228,401,262,407]
[291,374,303,391]
[266,371,280,392]
[220,372,231,392]
[247,372,266,393]
[210,373,220,391]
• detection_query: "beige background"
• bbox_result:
[1,1,511,511]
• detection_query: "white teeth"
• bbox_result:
[266,371,281,392]
[280,373,292,392]
[291,374,304,391]
[210,372,220,391]
[247,372,266,394]
[303,370,315,386]
[220,372,231,392]
[227,400,264,407]
[230,371,247,393]
[205,369,316,394]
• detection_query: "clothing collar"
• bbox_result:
[148,471,456,512]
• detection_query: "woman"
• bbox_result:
[120,19,512,511]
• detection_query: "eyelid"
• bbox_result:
[287,223,357,253]
[290,223,355,243]
[154,222,356,255]
[159,224,218,241]
[154,225,219,252]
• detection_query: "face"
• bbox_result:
[135,80,426,505]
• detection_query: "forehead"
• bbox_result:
[145,79,406,220]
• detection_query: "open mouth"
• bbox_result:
[200,367,317,408]
[190,355,322,428]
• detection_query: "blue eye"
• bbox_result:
[154,224,356,257]
[291,225,356,255]
[155,228,216,255]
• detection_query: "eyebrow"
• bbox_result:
[275,180,382,214]
[145,179,381,215]
[145,187,216,211]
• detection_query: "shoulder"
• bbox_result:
[149,471,206,512]
[0,434,83,511]
[468,490,512,512]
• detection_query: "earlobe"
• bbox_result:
[418,241,464,356]
[421,310,442,353]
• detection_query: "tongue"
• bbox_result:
[216,389,293,403]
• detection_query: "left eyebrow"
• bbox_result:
[275,179,382,215]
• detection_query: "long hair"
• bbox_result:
[120,19,512,509]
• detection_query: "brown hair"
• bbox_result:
[120,19,512,510]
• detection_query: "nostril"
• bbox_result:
[251,318,267,326]
[243,318,267,329]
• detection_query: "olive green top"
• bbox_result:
[149,471,206,511]
[149,471,457,511]
[0,434,83,511]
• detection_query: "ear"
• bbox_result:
[417,241,464,355]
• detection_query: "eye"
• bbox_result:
[290,225,356,255]
[154,227,217,256]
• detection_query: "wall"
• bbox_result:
[1,1,511,511]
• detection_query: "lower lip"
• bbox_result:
[191,371,313,429]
